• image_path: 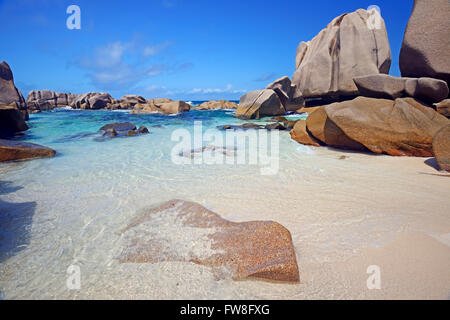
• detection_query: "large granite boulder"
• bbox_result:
[290,120,321,147]
[400,0,450,86]
[132,100,190,115]
[306,107,366,151]
[266,76,303,111]
[236,89,285,119]
[432,125,450,172]
[71,92,114,110]
[292,9,391,101]
[27,90,79,111]
[325,97,450,157]
[0,106,28,138]
[0,139,56,162]
[354,75,449,103]
[435,99,450,118]
[119,200,300,283]
[0,61,27,110]
[193,100,238,110]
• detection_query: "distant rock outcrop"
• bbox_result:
[0,139,56,162]
[400,0,450,87]
[353,75,449,103]
[119,200,300,283]
[27,90,79,111]
[236,89,285,119]
[193,100,238,110]
[292,9,391,101]
[71,92,114,110]
[132,99,190,115]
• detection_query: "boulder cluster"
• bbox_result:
[237,1,450,171]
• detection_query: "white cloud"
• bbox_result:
[188,84,246,94]
[143,41,174,57]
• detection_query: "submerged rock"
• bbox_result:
[118,200,300,283]
[98,122,149,140]
[400,0,450,85]
[0,139,56,162]
[292,9,391,101]
[432,125,450,172]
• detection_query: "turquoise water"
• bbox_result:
[0,108,311,299]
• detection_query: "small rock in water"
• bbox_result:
[98,122,149,140]
[0,139,56,162]
[118,200,300,283]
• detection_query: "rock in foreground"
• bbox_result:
[119,200,300,283]
[0,139,56,162]
[432,125,450,172]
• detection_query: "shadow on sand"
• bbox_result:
[0,181,36,263]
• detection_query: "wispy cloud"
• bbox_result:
[255,72,277,82]
[75,39,192,90]
[188,84,246,94]
[143,41,174,57]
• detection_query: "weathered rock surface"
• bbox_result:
[432,125,450,172]
[325,97,450,156]
[266,76,303,111]
[292,9,391,100]
[116,95,146,109]
[71,92,114,110]
[132,100,190,115]
[400,0,450,86]
[434,99,450,118]
[193,100,238,110]
[0,106,28,138]
[290,120,321,147]
[354,75,449,102]
[119,200,300,283]
[0,61,27,110]
[306,107,366,151]
[0,139,56,162]
[236,89,285,119]
[27,90,79,111]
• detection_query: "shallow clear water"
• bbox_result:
[0,108,311,299]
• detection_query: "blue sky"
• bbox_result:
[0,0,413,100]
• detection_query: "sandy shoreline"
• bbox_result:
[1,141,449,300]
